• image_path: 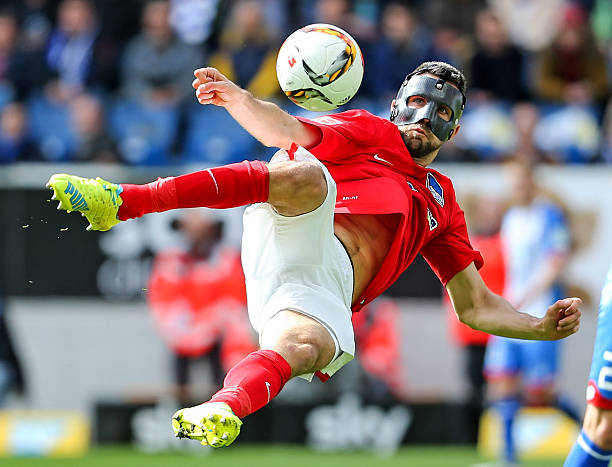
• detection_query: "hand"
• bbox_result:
[539,297,582,340]
[192,67,244,108]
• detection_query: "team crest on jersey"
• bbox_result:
[426,173,444,207]
[427,209,438,230]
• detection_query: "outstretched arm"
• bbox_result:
[192,67,320,150]
[447,263,581,340]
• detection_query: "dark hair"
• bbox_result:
[410,61,467,98]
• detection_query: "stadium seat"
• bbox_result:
[108,100,179,165]
[0,83,14,112]
[182,105,257,164]
[27,95,75,162]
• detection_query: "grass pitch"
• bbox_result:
[5,445,564,467]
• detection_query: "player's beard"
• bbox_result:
[400,128,442,160]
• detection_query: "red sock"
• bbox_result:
[209,350,292,418]
[117,160,269,220]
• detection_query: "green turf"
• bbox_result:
[3,445,565,467]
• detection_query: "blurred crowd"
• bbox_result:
[0,0,610,166]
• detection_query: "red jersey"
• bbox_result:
[297,109,483,312]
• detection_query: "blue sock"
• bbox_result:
[494,398,521,463]
[564,430,612,466]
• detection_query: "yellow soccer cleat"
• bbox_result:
[172,402,242,448]
[46,174,123,231]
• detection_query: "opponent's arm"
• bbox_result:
[192,67,320,150]
[446,263,581,340]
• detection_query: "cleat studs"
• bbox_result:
[56,202,63,210]
[51,193,57,200]
[66,209,71,213]
[220,417,226,423]
[212,437,219,445]
[221,433,228,440]
[207,415,215,421]
[86,224,92,231]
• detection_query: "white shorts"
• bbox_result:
[241,147,355,381]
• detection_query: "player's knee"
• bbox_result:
[284,340,321,374]
[524,387,555,407]
[277,334,335,376]
[594,418,612,450]
[268,161,327,215]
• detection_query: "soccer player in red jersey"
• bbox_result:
[47,61,582,448]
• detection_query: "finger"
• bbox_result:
[196,88,215,100]
[558,320,580,333]
[558,311,581,328]
[557,313,580,329]
[558,319,581,335]
[562,323,580,337]
[194,67,226,84]
[198,81,229,94]
[564,298,582,315]
[196,90,215,104]
[192,78,201,89]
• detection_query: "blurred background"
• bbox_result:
[0,0,611,465]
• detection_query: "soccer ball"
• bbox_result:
[276,24,364,112]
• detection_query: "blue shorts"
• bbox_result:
[586,266,612,408]
[484,336,559,388]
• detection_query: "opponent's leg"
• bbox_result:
[172,311,335,448]
[565,405,612,466]
[488,378,521,465]
[46,158,326,230]
[484,336,521,464]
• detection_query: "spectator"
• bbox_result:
[0,102,40,162]
[423,0,485,36]
[489,0,565,52]
[121,0,204,106]
[0,9,30,103]
[310,0,374,40]
[147,209,256,400]
[45,0,119,100]
[208,0,281,99]
[533,2,609,106]
[14,0,53,53]
[468,9,529,103]
[68,93,120,162]
[362,3,435,101]
[509,102,547,164]
[169,0,221,46]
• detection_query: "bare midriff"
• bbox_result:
[333,213,398,305]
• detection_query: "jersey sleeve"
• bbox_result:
[296,109,387,162]
[421,202,484,286]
